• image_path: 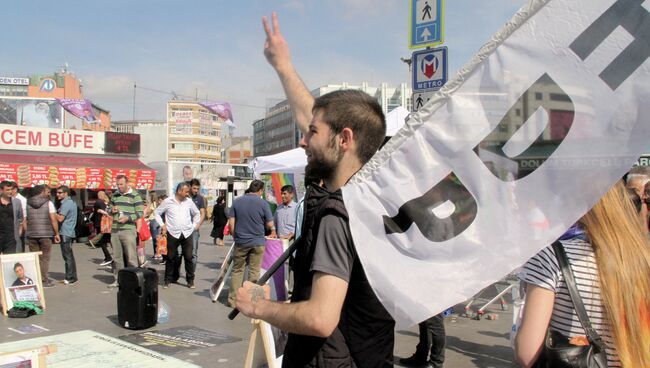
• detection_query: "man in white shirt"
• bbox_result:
[154,182,200,289]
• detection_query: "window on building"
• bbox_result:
[549,93,571,102]
[535,92,543,100]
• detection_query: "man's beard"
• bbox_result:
[305,137,342,184]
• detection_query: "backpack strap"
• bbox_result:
[551,241,605,350]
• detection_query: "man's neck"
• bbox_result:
[1,195,10,203]
[175,195,186,202]
[325,157,362,192]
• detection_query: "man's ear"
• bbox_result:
[339,127,354,150]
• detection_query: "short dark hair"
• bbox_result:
[189,178,201,187]
[31,185,46,197]
[248,180,265,193]
[58,185,70,194]
[0,181,12,190]
[280,185,294,194]
[116,174,128,182]
[176,182,190,193]
[14,262,23,271]
[6,181,17,190]
[313,90,386,164]
[217,195,225,204]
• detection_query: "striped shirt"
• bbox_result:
[519,238,620,367]
[110,188,144,231]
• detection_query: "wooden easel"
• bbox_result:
[0,344,57,367]
[244,319,278,368]
[0,251,45,316]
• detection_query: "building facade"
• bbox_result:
[0,71,111,131]
[253,82,411,156]
[167,101,225,163]
[226,136,252,164]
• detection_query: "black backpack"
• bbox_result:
[75,207,91,238]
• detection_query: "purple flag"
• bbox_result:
[56,98,98,123]
[199,101,234,123]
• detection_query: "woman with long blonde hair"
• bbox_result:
[515,180,650,367]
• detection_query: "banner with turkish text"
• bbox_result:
[342,0,650,326]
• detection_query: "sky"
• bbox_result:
[3,0,526,137]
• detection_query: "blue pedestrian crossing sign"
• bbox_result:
[409,0,444,49]
[412,47,448,92]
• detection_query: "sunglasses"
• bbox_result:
[56,192,64,194]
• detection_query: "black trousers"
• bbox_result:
[0,235,16,254]
[164,232,194,283]
[415,314,446,367]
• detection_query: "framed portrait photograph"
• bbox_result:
[0,252,45,316]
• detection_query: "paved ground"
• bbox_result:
[2,224,518,367]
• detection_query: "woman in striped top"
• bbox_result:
[514,181,650,367]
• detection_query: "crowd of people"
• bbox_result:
[0,174,216,291]
[2,9,649,368]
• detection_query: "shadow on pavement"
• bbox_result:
[478,330,510,340]
[93,274,115,284]
[445,335,515,367]
[106,314,120,327]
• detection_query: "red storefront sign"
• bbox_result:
[0,154,156,190]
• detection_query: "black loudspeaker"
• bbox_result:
[117,267,158,329]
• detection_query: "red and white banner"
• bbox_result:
[0,163,155,190]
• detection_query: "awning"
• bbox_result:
[0,152,156,190]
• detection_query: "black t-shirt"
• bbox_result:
[93,199,106,227]
[310,215,395,367]
[0,199,15,239]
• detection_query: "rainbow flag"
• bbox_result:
[270,173,296,204]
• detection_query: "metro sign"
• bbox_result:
[412,47,448,92]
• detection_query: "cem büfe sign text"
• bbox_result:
[0,125,105,154]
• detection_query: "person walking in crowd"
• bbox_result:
[11,262,34,287]
[211,195,228,246]
[186,178,206,276]
[625,166,650,232]
[144,193,162,261]
[25,185,60,288]
[399,314,446,368]
[275,185,297,240]
[108,175,144,288]
[88,191,113,267]
[155,182,200,289]
[0,181,23,255]
[9,181,26,252]
[54,185,78,285]
[228,180,275,308]
[515,181,650,367]
[235,13,395,367]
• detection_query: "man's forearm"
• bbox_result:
[276,66,314,134]
[255,299,331,338]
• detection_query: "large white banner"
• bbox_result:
[343,0,650,326]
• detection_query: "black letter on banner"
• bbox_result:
[570,0,650,90]
[383,173,477,242]
[474,73,574,181]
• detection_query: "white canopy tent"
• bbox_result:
[249,148,307,178]
[385,106,410,137]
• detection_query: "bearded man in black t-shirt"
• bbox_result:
[235,12,395,368]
